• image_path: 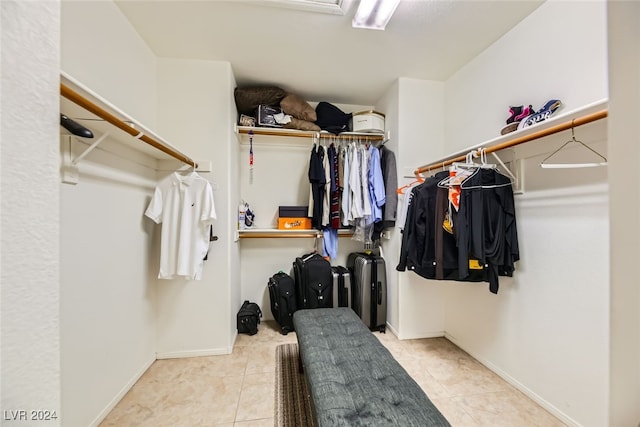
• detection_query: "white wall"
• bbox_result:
[394,78,449,339]
[155,58,237,356]
[440,1,609,426]
[375,80,401,333]
[444,1,608,153]
[1,1,61,424]
[607,1,640,426]
[60,2,160,426]
[61,0,157,127]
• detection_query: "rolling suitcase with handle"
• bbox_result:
[331,266,352,308]
[293,252,333,309]
[347,252,387,332]
[268,271,297,335]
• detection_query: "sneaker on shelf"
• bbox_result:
[501,122,519,135]
[506,105,524,124]
[515,104,535,122]
[501,104,535,135]
[518,99,562,130]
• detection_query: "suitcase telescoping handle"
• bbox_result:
[370,256,377,329]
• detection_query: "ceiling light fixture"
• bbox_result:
[352,0,400,30]
[257,0,347,15]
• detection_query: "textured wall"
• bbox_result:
[607,1,640,425]
[1,1,61,424]
[60,2,160,425]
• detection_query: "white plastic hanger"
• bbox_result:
[460,149,513,190]
[540,122,607,169]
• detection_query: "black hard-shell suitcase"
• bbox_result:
[293,252,333,309]
[347,252,387,332]
[268,271,297,335]
[331,266,352,308]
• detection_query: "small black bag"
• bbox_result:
[237,300,262,335]
[315,102,352,134]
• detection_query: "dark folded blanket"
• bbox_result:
[293,308,450,427]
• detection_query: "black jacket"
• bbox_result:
[456,168,520,293]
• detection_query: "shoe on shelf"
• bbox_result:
[505,104,534,124]
[506,105,523,124]
[502,104,534,135]
[501,122,519,135]
[518,99,562,130]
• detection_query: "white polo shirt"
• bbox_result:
[145,172,216,280]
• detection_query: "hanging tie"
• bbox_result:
[249,129,254,184]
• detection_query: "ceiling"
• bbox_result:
[115,0,544,106]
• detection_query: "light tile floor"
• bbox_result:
[100,321,566,427]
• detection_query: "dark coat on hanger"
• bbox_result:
[396,170,496,284]
[309,145,326,230]
[456,168,520,293]
[396,171,481,281]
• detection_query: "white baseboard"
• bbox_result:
[89,355,156,427]
[385,322,400,338]
[444,333,581,427]
[385,322,445,341]
[398,330,446,340]
[156,346,233,359]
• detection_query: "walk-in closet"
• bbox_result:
[3,1,639,426]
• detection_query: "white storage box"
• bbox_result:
[351,110,385,133]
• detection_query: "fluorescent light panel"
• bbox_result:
[352,0,400,30]
[258,0,346,15]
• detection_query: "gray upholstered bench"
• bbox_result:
[293,307,450,426]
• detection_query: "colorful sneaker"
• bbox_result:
[505,104,534,124]
[501,104,534,134]
[518,100,562,130]
[515,104,535,122]
[506,105,524,124]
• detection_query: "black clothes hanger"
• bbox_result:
[60,113,94,138]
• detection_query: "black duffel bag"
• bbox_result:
[237,300,262,335]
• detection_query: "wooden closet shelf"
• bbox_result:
[414,99,609,175]
[238,228,355,239]
[60,72,198,167]
[236,126,385,141]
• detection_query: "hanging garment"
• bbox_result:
[341,144,351,227]
[396,171,447,278]
[397,181,421,231]
[367,144,386,225]
[322,227,338,260]
[322,143,331,228]
[456,168,520,293]
[328,143,341,229]
[372,145,396,241]
[349,144,364,220]
[379,145,398,225]
[145,172,216,280]
[396,170,490,282]
[308,144,326,230]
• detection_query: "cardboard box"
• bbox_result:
[278,206,309,218]
[351,110,385,133]
[278,217,312,230]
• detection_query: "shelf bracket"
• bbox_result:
[61,131,110,185]
[72,131,110,165]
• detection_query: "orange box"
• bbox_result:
[278,217,312,230]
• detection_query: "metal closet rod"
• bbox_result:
[414,109,608,176]
[60,83,198,168]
